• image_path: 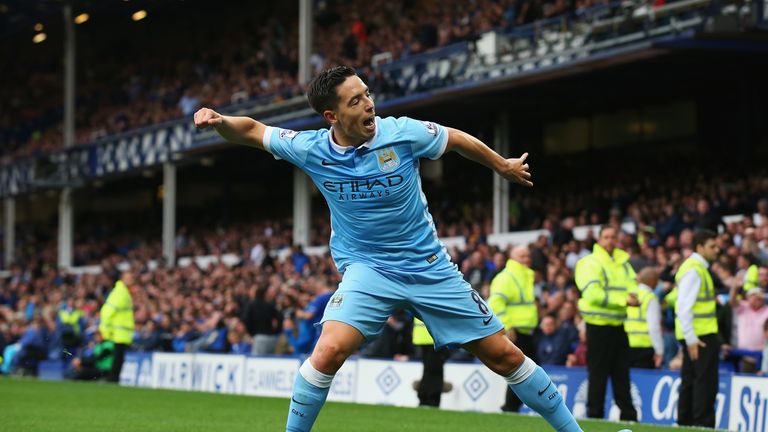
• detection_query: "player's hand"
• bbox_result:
[499,152,533,187]
[194,107,223,129]
[687,340,706,361]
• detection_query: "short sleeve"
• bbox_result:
[398,117,449,160]
[263,126,314,167]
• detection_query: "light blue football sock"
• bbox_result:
[286,359,333,432]
[507,357,582,432]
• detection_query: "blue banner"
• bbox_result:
[0,159,34,197]
[521,366,730,429]
[51,122,197,181]
[120,351,153,387]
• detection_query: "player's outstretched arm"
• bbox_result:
[445,127,532,187]
[193,107,267,151]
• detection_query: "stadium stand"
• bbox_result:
[3,0,754,161]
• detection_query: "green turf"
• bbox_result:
[0,377,700,431]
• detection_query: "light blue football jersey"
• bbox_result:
[263,116,450,273]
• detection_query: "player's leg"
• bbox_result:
[502,332,535,412]
[463,331,582,432]
[286,320,364,432]
[287,263,401,432]
[408,263,580,431]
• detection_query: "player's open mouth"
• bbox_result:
[363,117,375,132]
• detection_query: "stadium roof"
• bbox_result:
[0,0,178,39]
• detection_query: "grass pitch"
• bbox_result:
[1,377,700,431]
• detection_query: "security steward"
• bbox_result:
[99,271,137,383]
[575,225,638,421]
[673,229,720,427]
[412,318,452,407]
[625,267,664,369]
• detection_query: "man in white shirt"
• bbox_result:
[674,229,720,428]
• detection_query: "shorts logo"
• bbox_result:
[376,147,400,172]
[328,294,344,310]
[280,129,298,139]
[422,121,438,136]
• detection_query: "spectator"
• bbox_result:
[243,286,283,355]
[291,245,311,275]
[132,320,162,352]
[729,286,768,372]
[694,199,723,233]
[761,318,768,375]
[178,89,200,116]
[626,267,664,369]
[12,317,49,375]
[463,250,491,293]
[187,313,229,353]
[66,331,114,381]
[566,321,587,367]
[534,315,571,365]
[283,292,316,356]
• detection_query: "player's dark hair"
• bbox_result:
[307,66,357,115]
[692,229,717,250]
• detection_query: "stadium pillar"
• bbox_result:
[58,189,73,269]
[163,163,177,267]
[4,198,14,268]
[492,114,510,234]
[298,0,313,85]
[293,169,311,247]
[57,3,76,269]
[63,3,75,150]
[293,0,313,247]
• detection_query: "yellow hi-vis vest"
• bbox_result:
[744,264,759,290]
[674,257,718,340]
[489,259,538,335]
[99,280,135,345]
[412,318,434,346]
[624,288,655,348]
[58,308,84,335]
[575,244,638,327]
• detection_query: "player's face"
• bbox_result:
[330,75,376,145]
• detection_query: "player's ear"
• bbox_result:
[323,109,337,125]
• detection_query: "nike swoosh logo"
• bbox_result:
[482,316,493,325]
[537,381,552,396]
[321,159,341,166]
[291,397,312,406]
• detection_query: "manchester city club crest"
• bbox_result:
[376,147,400,172]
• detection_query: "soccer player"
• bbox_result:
[194,66,581,432]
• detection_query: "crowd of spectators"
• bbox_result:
[1,163,768,377]
[1,0,650,162]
